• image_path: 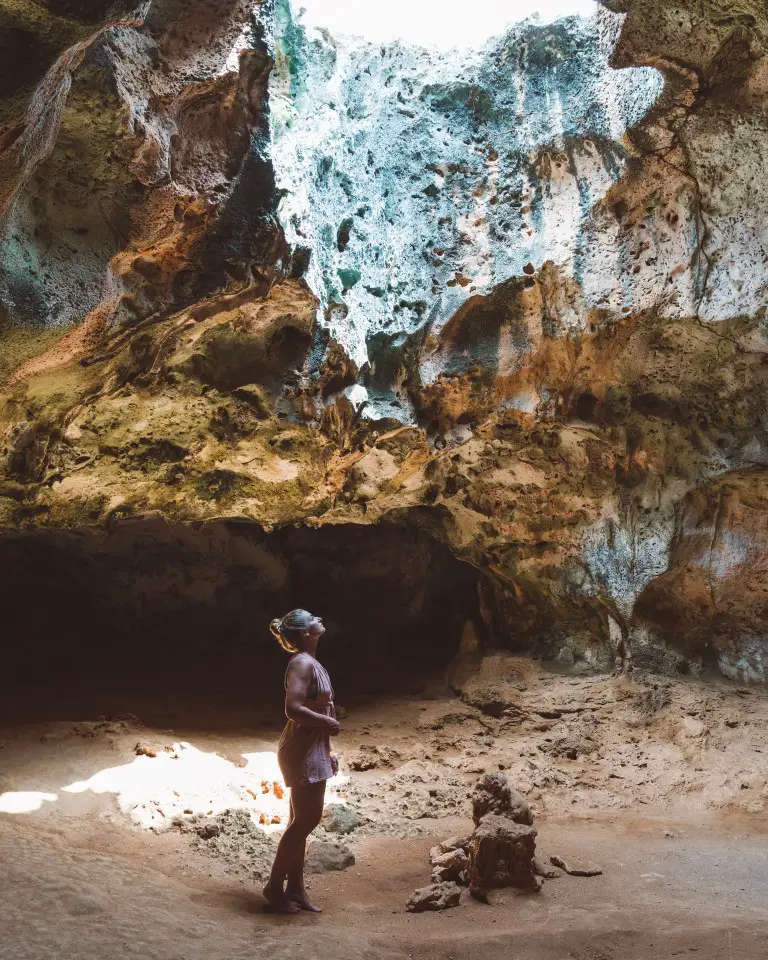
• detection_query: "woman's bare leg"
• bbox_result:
[281,794,317,910]
[286,783,325,912]
[263,781,326,913]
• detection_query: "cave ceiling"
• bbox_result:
[0,0,766,682]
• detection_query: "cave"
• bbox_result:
[2,0,768,956]
[0,518,480,723]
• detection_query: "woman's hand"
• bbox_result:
[330,752,339,776]
[325,715,340,735]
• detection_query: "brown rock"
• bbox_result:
[406,882,462,912]
[472,773,533,826]
[430,848,469,884]
[468,815,539,900]
[550,855,603,877]
[429,835,471,862]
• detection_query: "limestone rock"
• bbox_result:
[1,0,768,684]
[430,848,469,884]
[406,882,462,913]
[429,836,471,862]
[533,857,562,879]
[635,471,768,683]
[449,651,531,719]
[550,855,603,878]
[306,840,355,874]
[322,803,363,836]
[468,816,540,900]
[472,773,533,827]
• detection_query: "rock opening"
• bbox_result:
[0,518,479,722]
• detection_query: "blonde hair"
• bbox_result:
[269,609,314,654]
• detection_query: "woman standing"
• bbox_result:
[263,609,340,914]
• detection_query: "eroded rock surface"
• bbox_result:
[1,0,767,679]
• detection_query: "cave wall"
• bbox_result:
[0,0,767,682]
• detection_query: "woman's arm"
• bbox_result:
[285,659,340,732]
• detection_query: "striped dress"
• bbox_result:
[277,652,336,788]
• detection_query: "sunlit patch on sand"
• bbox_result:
[0,791,58,814]
[60,742,347,830]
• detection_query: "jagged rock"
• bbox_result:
[306,840,355,874]
[1,1,768,682]
[468,816,540,901]
[406,882,462,913]
[322,803,363,836]
[472,773,533,827]
[430,848,469,884]
[429,836,471,862]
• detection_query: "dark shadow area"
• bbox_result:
[0,518,479,724]
[0,28,56,97]
[40,0,129,23]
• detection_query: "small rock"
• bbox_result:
[406,882,462,912]
[307,840,355,873]
[322,803,363,835]
[430,848,469,883]
[429,835,471,862]
[134,743,157,758]
[472,772,532,826]
[550,855,602,877]
[348,754,378,771]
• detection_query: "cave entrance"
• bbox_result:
[0,519,480,725]
[294,0,598,50]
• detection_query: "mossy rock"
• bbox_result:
[269,429,305,452]
[232,384,272,418]
[195,469,256,501]
[132,438,188,465]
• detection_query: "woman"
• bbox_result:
[263,609,340,914]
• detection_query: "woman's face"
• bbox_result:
[306,614,326,638]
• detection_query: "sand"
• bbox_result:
[1,666,767,959]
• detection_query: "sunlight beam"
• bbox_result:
[59,742,346,830]
[296,0,599,50]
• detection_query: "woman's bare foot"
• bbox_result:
[262,881,300,914]
[286,886,322,913]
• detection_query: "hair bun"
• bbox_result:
[269,617,283,640]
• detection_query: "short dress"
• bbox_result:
[277,652,336,788]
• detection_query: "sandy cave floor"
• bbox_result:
[1,665,768,960]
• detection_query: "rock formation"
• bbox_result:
[1,1,767,681]
[408,773,541,907]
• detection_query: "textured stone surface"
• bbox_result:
[468,815,540,900]
[1,1,767,680]
[405,881,462,912]
[270,2,663,371]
